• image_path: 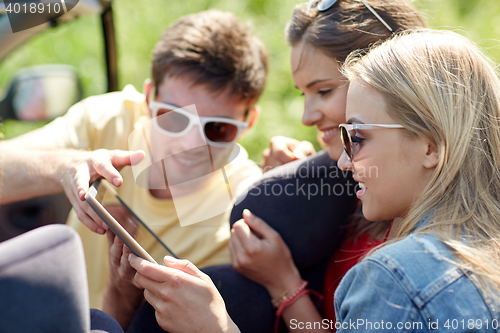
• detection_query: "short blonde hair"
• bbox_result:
[344,29,500,290]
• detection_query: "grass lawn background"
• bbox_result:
[1,0,499,163]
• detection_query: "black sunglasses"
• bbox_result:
[307,0,393,32]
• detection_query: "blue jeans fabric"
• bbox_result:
[230,150,357,270]
[128,151,358,333]
[127,262,328,333]
[90,309,125,333]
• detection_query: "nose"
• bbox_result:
[178,125,207,150]
[301,98,323,127]
[337,150,353,172]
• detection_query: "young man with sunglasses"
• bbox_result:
[0,9,267,317]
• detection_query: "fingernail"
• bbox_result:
[113,177,121,186]
[164,256,176,264]
[294,151,305,159]
[128,254,133,261]
[79,190,85,200]
[97,228,105,235]
[243,209,252,218]
[101,222,109,230]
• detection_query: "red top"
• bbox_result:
[323,228,389,322]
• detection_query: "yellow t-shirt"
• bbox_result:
[43,85,261,308]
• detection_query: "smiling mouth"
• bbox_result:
[356,182,367,199]
[171,152,208,167]
[321,127,339,142]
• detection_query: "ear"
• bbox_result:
[143,79,154,118]
[241,105,260,136]
[422,142,439,169]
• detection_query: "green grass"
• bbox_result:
[1,0,499,162]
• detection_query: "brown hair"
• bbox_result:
[286,0,425,62]
[152,10,268,103]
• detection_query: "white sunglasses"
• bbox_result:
[149,101,248,148]
[339,123,404,161]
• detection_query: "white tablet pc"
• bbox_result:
[85,179,177,263]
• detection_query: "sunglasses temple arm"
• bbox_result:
[206,145,216,172]
[221,166,234,201]
[360,0,393,32]
[206,144,234,201]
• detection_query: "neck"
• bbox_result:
[147,162,208,200]
[149,188,173,199]
[386,217,403,241]
[148,162,173,199]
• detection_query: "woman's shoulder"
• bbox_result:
[365,234,462,294]
[372,233,454,265]
[336,234,499,330]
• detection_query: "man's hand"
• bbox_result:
[59,149,145,234]
[107,231,141,286]
[130,255,240,333]
[102,230,145,329]
[261,136,315,172]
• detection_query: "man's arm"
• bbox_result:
[0,141,144,234]
[0,145,67,203]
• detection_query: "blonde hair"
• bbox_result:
[344,29,500,289]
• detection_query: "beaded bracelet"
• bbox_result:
[272,281,324,333]
[271,280,307,308]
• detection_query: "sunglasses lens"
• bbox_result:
[317,0,338,11]
[204,122,238,143]
[340,126,352,160]
[156,108,189,133]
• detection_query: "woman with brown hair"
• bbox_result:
[226,0,425,331]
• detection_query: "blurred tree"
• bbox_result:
[0,0,499,162]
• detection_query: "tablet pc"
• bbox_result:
[85,179,177,264]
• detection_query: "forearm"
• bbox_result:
[281,296,330,333]
[266,275,330,333]
[101,280,145,329]
[0,145,70,203]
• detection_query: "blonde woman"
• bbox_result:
[332,28,500,330]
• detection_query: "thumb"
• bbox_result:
[292,149,306,159]
[242,209,278,239]
[111,150,146,168]
[163,256,207,281]
[293,141,315,159]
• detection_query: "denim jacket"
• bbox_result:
[335,234,500,332]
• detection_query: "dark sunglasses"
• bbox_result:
[149,101,248,147]
[339,123,404,161]
[307,0,393,32]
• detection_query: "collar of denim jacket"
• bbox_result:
[414,212,433,232]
